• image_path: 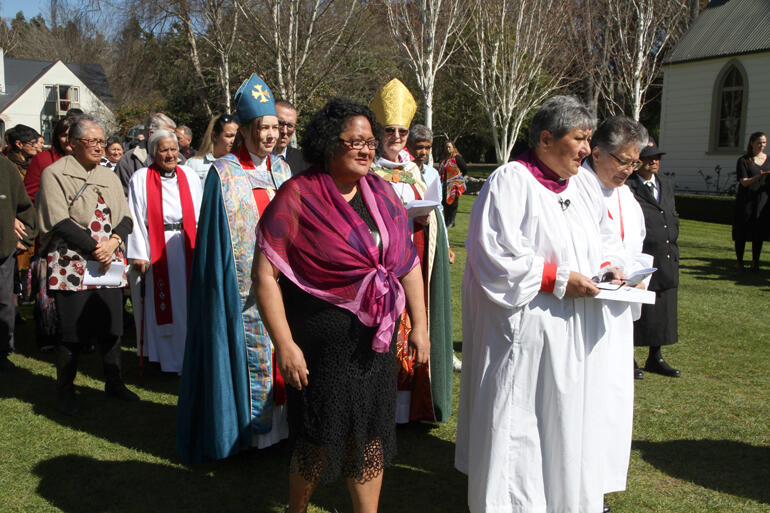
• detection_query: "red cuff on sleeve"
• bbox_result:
[540,263,557,293]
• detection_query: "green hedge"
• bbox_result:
[675,194,733,225]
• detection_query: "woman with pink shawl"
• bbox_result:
[255,98,430,513]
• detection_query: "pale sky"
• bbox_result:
[0,0,45,20]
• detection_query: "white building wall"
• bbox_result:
[1,61,115,135]
[659,52,770,193]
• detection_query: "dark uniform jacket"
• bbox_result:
[627,172,679,291]
[285,146,310,176]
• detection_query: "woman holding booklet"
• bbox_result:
[455,96,628,513]
[36,114,138,416]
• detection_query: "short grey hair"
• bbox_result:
[408,124,433,145]
[177,125,192,139]
[68,114,105,140]
[590,116,649,153]
[148,129,178,158]
[528,95,597,148]
[144,112,176,134]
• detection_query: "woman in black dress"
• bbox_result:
[254,98,430,513]
[733,131,770,271]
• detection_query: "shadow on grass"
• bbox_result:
[680,257,770,288]
[12,316,183,397]
[635,439,770,505]
[0,366,179,460]
[32,426,466,513]
[33,453,291,513]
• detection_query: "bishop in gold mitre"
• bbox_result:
[370,78,417,128]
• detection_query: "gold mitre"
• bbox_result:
[370,78,417,127]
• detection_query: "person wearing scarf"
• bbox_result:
[455,96,627,513]
[369,78,454,425]
[254,98,429,513]
[126,129,202,374]
[177,74,292,463]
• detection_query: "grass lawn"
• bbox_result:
[2,196,769,513]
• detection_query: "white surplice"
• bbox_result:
[574,164,653,496]
[127,165,203,374]
[455,162,625,513]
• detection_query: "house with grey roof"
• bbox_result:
[0,50,116,145]
[658,0,770,192]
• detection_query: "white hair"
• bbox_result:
[148,129,178,158]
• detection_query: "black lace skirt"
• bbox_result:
[281,277,397,484]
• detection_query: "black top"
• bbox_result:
[279,189,397,484]
[733,154,770,241]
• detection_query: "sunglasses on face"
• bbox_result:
[384,127,409,137]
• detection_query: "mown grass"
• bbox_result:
[1,197,768,512]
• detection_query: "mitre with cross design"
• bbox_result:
[234,73,277,124]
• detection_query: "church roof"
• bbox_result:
[667,0,770,65]
[0,57,116,112]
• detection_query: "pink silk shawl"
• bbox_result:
[256,166,419,353]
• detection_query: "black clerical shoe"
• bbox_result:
[634,360,643,380]
[603,501,611,513]
[57,389,80,416]
[105,382,140,402]
[645,356,681,377]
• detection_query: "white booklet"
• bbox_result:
[405,176,442,219]
[594,282,656,304]
[83,261,126,286]
[624,267,657,286]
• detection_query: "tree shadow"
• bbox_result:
[33,427,467,513]
[0,366,179,461]
[679,257,770,289]
[634,439,770,504]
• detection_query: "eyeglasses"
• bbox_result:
[278,120,296,130]
[384,127,409,137]
[77,138,107,148]
[608,151,642,172]
[339,138,378,150]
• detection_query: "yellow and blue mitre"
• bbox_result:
[370,78,417,128]
[234,73,277,124]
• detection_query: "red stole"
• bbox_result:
[146,164,197,325]
[235,145,286,405]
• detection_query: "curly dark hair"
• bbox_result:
[301,97,381,167]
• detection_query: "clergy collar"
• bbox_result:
[517,149,568,194]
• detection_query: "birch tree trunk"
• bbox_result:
[234,0,364,110]
[382,0,468,131]
[462,0,568,163]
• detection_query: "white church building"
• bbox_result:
[659,0,770,193]
[0,49,116,144]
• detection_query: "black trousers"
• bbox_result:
[0,254,15,356]
[52,288,124,344]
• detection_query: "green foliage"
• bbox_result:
[676,194,734,225]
